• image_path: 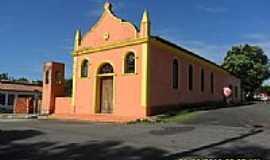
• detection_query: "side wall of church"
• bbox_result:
[148,40,241,114]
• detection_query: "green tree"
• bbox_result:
[0,73,9,80]
[32,80,42,85]
[259,85,270,94]
[15,77,29,83]
[222,44,270,97]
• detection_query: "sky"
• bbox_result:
[0,0,270,83]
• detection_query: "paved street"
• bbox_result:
[0,103,270,160]
[183,102,270,129]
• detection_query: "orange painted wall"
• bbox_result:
[74,44,145,118]
[149,41,241,110]
[41,62,65,114]
[46,2,243,121]
[70,4,147,119]
[79,10,137,49]
[55,97,73,114]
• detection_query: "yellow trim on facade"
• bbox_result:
[93,61,116,114]
[71,56,78,108]
[74,30,81,50]
[92,71,97,113]
[141,39,150,107]
[97,73,116,77]
[73,38,148,56]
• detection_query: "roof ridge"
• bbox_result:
[151,36,239,79]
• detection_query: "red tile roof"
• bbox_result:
[0,81,42,93]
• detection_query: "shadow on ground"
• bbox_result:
[0,128,269,160]
[166,129,269,159]
[0,129,43,145]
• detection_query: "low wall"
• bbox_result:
[15,97,31,114]
[55,97,74,114]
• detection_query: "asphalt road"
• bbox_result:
[183,102,270,129]
[0,103,269,160]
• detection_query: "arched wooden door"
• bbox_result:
[100,76,113,113]
[97,63,114,114]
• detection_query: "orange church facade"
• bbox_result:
[41,2,241,122]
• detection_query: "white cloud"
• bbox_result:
[196,5,228,13]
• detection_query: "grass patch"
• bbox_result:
[128,109,198,124]
[128,102,251,124]
[156,110,198,123]
[127,118,153,124]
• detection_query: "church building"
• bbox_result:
[41,2,241,122]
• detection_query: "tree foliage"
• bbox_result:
[0,73,9,80]
[0,73,42,85]
[14,77,29,83]
[259,85,270,94]
[222,44,270,95]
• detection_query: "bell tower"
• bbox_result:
[41,62,65,114]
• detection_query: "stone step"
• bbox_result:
[38,115,49,119]
[0,114,38,119]
[50,114,141,123]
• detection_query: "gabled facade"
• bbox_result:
[41,2,241,122]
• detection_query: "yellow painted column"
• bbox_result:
[71,56,78,109]
[141,40,150,107]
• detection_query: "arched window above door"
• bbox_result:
[99,63,114,74]
[124,52,135,74]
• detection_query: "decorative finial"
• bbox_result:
[74,29,81,50]
[140,9,151,37]
[104,2,112,11]
[142,9,150,23]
